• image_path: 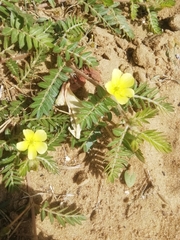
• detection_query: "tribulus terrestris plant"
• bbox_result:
[0,0,174,236]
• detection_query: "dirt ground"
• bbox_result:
[1,1,180,239]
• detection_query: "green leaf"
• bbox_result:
[133,83,174,113]
[58,16,87,42]
[1,164,23,191]
[40,201,49,221]
[26,34,33,50]
[79,1,134,38]
[130,2,139,20]
[112,128,124,137]
[10,11,15,27]
[151,0,176,9]
[83,129,102,152]
[15,15,23,29]
[159,0,175,8]
[0,155,15,167]
[6,59,20,77]
[18,159,29,177]
[2,21,53,50]
[63,42,98,67]
[102,0,114,7]
[8,96,25,116]
[56,215,66,227]
[37,155,59,173]
[48,212,54,224]
[124,170,136,188]
[0,6,9,17]
[30,64,71,118]
[139,130,171,153]
[122,133,145,163]
[48,126,67,151]
[134,149,145,163]
[77,86,117,129]
[148,10,162,34]
[11,28,19,43]
[18,49,47,83]
[48,0,56,8]
[2,27,12,36]
[105,127,132,182]
[131,107,158,126]
[19,31,25,48]
[40,201,86,227]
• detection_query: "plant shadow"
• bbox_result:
[0,182,79,240]
[83,143,106,178]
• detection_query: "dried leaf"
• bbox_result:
[56,83,82,139]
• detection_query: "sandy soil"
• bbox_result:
[0,1,180,240]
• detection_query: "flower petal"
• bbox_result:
[16,141,29,151]
[115,95,129,105]
[119,88,135,98]
[111,69,123,84]
[28,144,37,160]
[119,73,135,88]
[33,130,47,142]
[34,142,47,154]
[23,129,34,141]
[105,81,115,94]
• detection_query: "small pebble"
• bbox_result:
[169,14,180,31]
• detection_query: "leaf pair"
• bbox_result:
[41,201,86,227]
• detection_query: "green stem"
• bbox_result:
[110,125,129,177]
[119,125,129,146]
[134,94,162,109]
[117,103,130,123]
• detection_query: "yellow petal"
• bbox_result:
[111,69,123,84]
[120,88,135,97]
[23,129,34,141]
[28,144,37,160]
[33,130,47,142]
[105,81,115,94]
[119,73,135,88]
[35,142,47,154]
[115,95,129,105]
[16,141,29,151]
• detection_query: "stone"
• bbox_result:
[133,44,156,68]
[169,14,180,31]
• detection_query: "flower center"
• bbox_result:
[28,138,34,145]
[114,86,120,93]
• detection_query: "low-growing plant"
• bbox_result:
[130,0,176,33]
[0,0,174,238]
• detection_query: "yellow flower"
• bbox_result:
[16,129,47,160]
[105,69,135,105]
